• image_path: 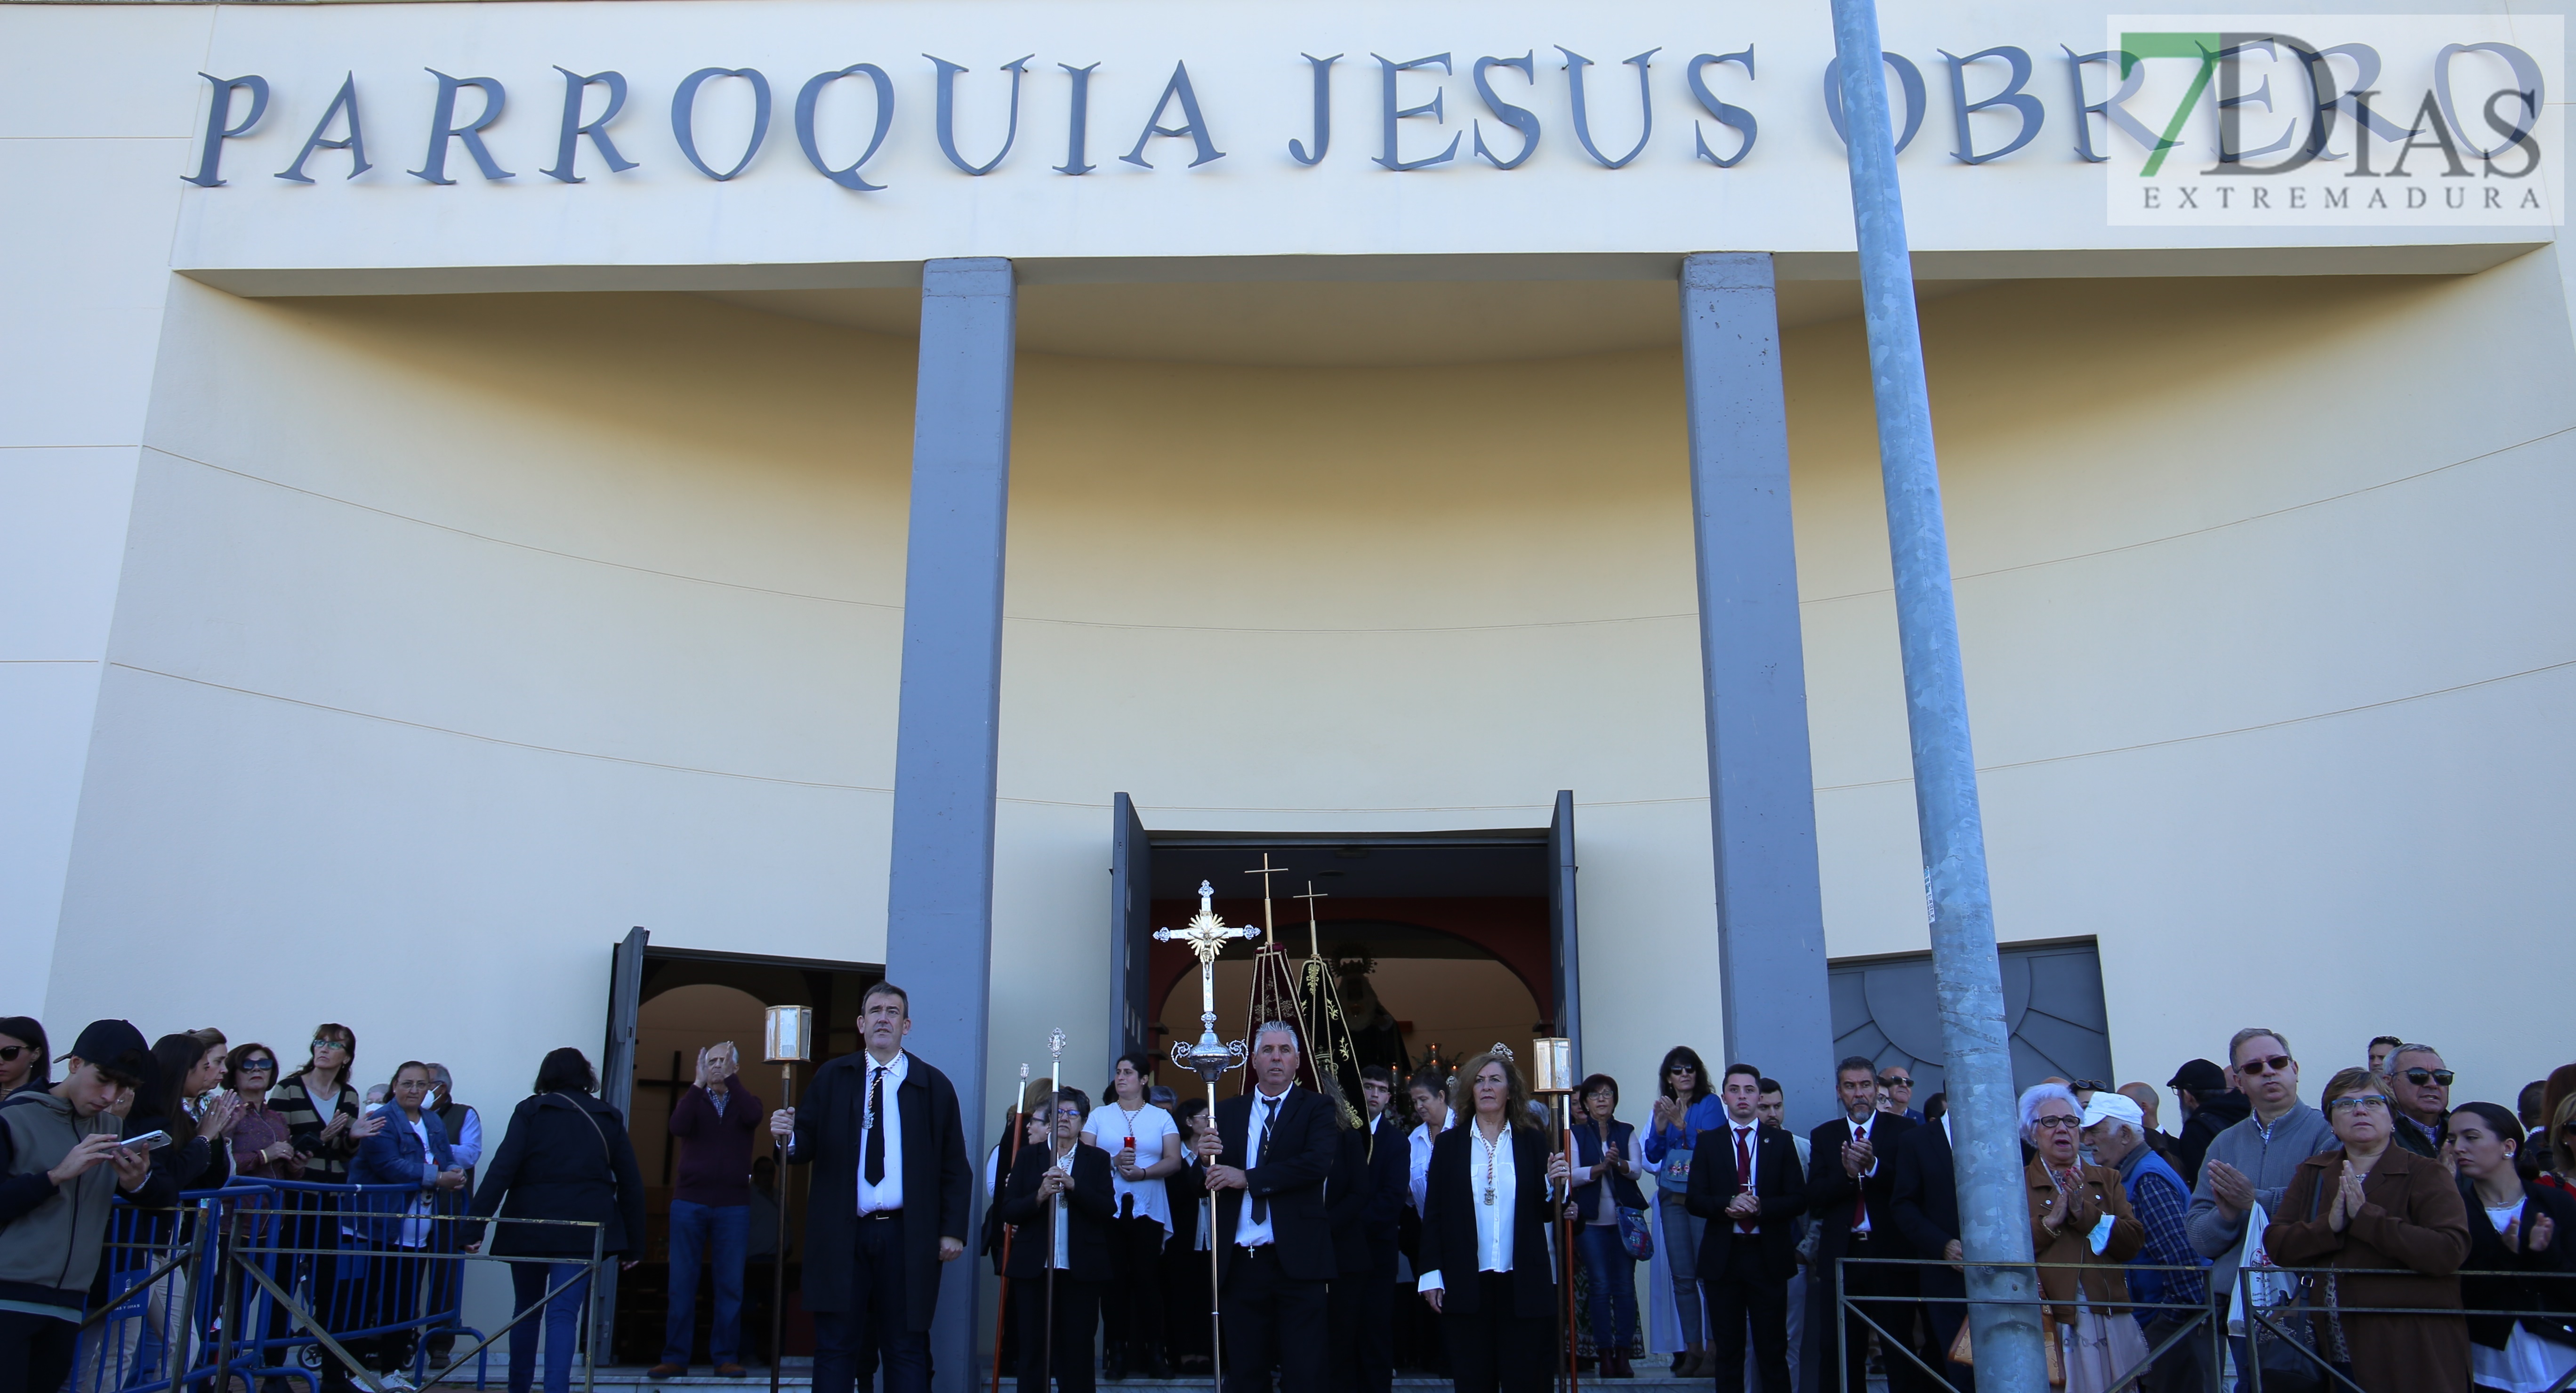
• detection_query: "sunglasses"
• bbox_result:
[2237,1055,2294,1077]
[1877,1076,1912,1088]
[0,1045,30,1063]
[2033,1115,2083,1130]
[2400,1069,2455,1087]
[2327,1096,2390,1115]
[2069,1079,2109,1093]
[240,1059,277,1073]
[1668,1066,1697,1075]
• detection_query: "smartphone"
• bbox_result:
[122,1129,174,1152]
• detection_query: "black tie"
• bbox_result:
[1249,1097,1279,1224]
[864,1066,887,1187]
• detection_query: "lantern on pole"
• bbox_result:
[763,1006,813,1393]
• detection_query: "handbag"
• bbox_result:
[2242,1189,2328,1393]
[1947,1309,2068,1388]
[1654,1131,1694,1195]
[1616,1205,1654,1260]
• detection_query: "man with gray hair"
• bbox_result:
[2381,1044,2451,1159]
[2183,1028,2336,1390]
[1193,1021,1340,1393]
[2083,1090,2211,1393]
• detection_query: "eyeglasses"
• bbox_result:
[0,1045,28,1063]
[2237,1055,2294,1077]
[311,1038,348,1052]
[2033,1115,2082,1130]
[1877,1076,1912,1088]
[2400,1069,2455,1087]
[2327,1096,2391,1115]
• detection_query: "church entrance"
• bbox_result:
[1109,792,1584,1097]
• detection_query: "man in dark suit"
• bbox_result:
[1888,1114,1969,1392]
[1192,1021,1341,1393]
[1685,1063,1804,1393]
[1328,1067,1411,1393]
[772,982,973,1393]
[1807,1057,1929,1393]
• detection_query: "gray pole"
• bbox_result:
[885,255,1017,1393]
[1823,1,2045,1385]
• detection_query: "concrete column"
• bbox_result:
[1677,252,1837,1134]
[882,256,1014,1393]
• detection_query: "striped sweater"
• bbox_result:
[269,1072,362,1181]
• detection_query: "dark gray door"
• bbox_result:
[1827,938,2112,1100]
[1549,791,1581,1076]
[1109,794,1153,1074]
[595,925,646,1355]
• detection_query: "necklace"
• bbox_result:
[1476,1122,1504,1205]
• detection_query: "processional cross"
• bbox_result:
[1152,881,1259,1393]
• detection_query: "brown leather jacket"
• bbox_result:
[2026,1157,2146,1318]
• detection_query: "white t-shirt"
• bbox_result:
[1082,1101,1180,1236]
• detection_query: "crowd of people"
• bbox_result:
[6,999,2576,1393]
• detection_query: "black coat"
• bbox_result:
[1328,1114,1409,1274]
[1806,1112,1919,1269]
[2175,1092,2249,1187]
[1418,1123,1560,1319]
[999,1142,1114,1283]
[468,1091,649,1259]
[788,1050,973,1324]
[1209,1086,1341,1285]
[1889,1121,1960,1302]
[2460,1177,2576,1350]
[1684,1119,1804,1283]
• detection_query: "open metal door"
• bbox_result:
[1549,792,1581,1076]
[1109,794,1153,1075]
[595,926,646,1360]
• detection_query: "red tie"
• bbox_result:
[1734,1126,1757,1234]
[1850,1121,1868,1231]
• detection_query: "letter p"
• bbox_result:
[185,74,271,187]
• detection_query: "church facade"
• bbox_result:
[7,0,2571,1286]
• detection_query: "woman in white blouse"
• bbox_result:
[1417,1048,1570,1393]
[1082,1052,1185,1380]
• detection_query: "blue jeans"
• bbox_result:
[1576,1223,1637,1358]
[1659,1193,1707,1347]
[507,1263,591,1393]
[664,1201,749,1366]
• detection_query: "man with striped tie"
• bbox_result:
[1193,1021,1341,1393]
[773,983,971,1393]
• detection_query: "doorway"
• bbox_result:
[1114,792,1582,1094]
[601,934,884,1367]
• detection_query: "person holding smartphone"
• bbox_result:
[1,1020,161,1393]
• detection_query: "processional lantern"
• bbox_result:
[761,1006,812,1393]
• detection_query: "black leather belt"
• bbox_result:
[861,1210,902,1222]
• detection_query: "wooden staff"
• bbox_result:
[990,1065,1028,1393]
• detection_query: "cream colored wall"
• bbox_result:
[43,252,2576,1160]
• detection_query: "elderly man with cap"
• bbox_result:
[2081,1091,2213,1393]
[0,1020,163,1393]
[2164,1060,2247,1189]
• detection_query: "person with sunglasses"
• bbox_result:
[1643,1046,1724,1377]
[2183,1027,2337,1384]
[0,1017,47,1098]
[225,1045,301,1180]
[2384,1045,2455,1160]
[1876,1067,1924,1125]
[2262,1067,2469,1393]
[2020,1082,2147,1393]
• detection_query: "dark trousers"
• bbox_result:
[1102,1215,1165,1361]
[1327,1255,1395,1393]
[1916,1282,1971,1393]
[2137,1313,2213,1393]
[0,1310,77,1393]
[814,1216,931,1393]
[1705,1245,1789,1393]
[1220,1247,1327,1393]
[1440,1272,1553,1393]
[1819,1234,1931,1393]
[1161,1240,1212,1362]
[1012,1275,1101,1393]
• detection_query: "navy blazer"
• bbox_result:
[1328,1113,1410,1273]
[1683,1118,1805,1283]
[348,1105,455,1246]
[788,1050,973,1325]
[1806,1111,1919,1268]
[1209,1085,1342,1284]
[1890,1120,1963,1301]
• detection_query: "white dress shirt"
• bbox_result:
[1408,1110,1456,1215]
[856,1051,908,1216]
[1842,1111,1880,1234]
[1231,1087,1291,1247]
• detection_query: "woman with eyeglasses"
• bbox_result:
[2263,1066,2470,1393]
[2449,1101,2576,1393]
[2019,1081,2147,1393]
[0,1016,47,1097]
[274,1025,380,1184]
[1642,1045,1723,1377]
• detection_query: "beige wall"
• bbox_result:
[44,251,2576,1153]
